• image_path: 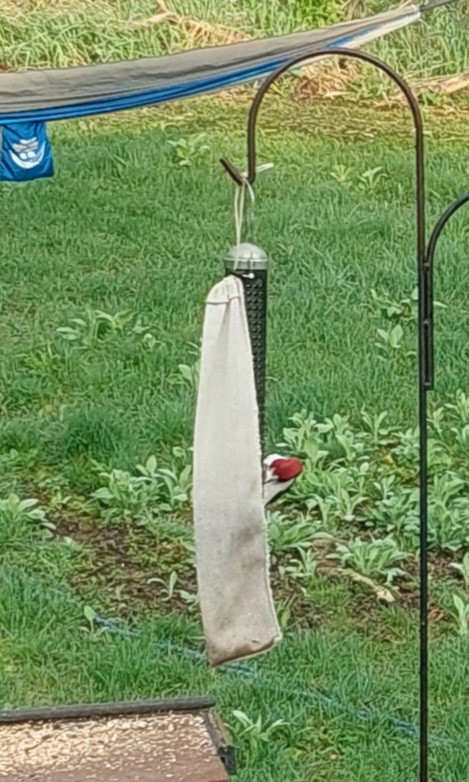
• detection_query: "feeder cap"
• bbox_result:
[224,242,269,272]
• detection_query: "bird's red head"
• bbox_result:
[269,457,303,483]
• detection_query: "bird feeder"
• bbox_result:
[225,242,269,446]
[220,45,434,782]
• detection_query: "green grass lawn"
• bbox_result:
[1,559,468,782]
[1,101,469,473]
[1,100,469,781]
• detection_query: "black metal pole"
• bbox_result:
[221,47,431,782]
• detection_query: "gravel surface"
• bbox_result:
[0,712,228,782]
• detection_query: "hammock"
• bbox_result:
[0,5,421,181]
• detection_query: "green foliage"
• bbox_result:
[451,593,469,636]
[148,569,179,601]
[57,308,134,349]
[0,0,340,70]
[369,1,469,82]
[0,492,88,587]
[369,287,419,321]
[167,134,210,168]
[237,0,341,35]
[375,323,414,361]
[169,346,201,391]
[268,510,329,557]
[0,493,54,549]
[277,401,469,556]
[92,451,192,521]
[278,547,319,586]
[230,710,289,764]
[357,166,388,195]
[329,536,408,584]
[451,553,469,589]
[83,604,97,631]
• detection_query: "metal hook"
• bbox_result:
[221,46,432,782]
[221,48,422,188]
[220,48,431,376]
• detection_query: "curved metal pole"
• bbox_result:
[221,48,431,782]
[427,192,469,259]
[424,192,469,388]
[427,189,469,324]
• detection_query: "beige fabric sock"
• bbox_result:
[193,275,281,666]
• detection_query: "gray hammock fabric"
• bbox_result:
[0,6,420,125]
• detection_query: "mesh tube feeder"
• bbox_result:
[225,242,269,449]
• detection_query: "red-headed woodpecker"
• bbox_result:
[263,453,303,505]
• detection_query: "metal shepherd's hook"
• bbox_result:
[221,47,432,782]
[426,191,469,321]
[425,188,469,407]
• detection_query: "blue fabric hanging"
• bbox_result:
[0,122,54,182]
